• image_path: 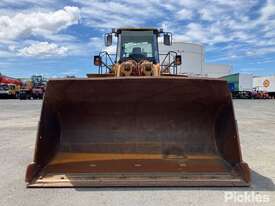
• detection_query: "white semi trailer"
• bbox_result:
[253,75,275,97]
[222,73,253,99]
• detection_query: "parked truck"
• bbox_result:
[19,75,47,100]
[0,83,19,98]
[0,73,22,98]
[0,73,22,86]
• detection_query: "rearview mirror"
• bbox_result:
[105,33,112,47]
[164,33,172,46]
[175,55,182,65]
[94,56,102,66]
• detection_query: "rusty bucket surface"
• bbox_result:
[25,76,250,187]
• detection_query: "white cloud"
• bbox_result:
[162,0,275,60]
[260,0,275,21]
[77,0,164,28]
[1,0,275,61]
[89,37,117,54]
[0,0,55,7]
[199,8,214,21]
[0,6,80,41]
[176,0,201,9]
[18,42,68,57]
[176,8,193,20]
[88,37,105,52]
[246,46,275,56]
[174,22,232,45]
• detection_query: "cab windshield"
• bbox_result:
[9,85,15,90]
[118,30,159,63]
[0,85,9,91]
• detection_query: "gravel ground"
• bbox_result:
[0,99,274,206]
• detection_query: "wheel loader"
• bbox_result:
[25,28,250,187]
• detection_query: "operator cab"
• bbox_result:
[93,28,181,75]
[116,29,160,63]
[104,28,172,63]
[0,84,9,91]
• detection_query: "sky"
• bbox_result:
[0,0,275,78]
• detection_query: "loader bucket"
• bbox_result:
[25,76,250,187]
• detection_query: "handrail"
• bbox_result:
[98,51,116,74]
[160,51,178,74]
[96,50,180,75]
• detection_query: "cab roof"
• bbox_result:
[115,28,161,34]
